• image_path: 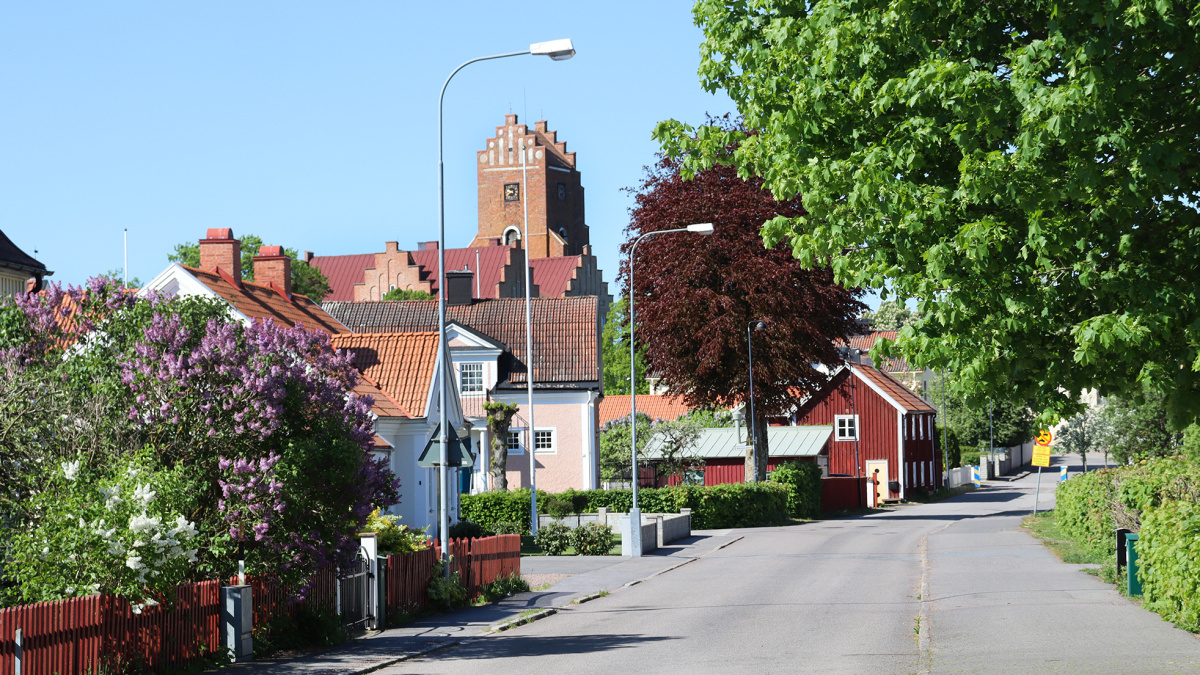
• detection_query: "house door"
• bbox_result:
[865,460,888,507]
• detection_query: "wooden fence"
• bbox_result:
[385,534,521,618]
[0,535,519,674]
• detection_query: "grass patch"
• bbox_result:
[1021,510,1106,565]
[521,533,622,556]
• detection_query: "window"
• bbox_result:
[459,362,483,394]
[504,183,520,201]
[557,182,567,200]
[535,429,555,454]
[507,430,523,455]
[835,415,858,441]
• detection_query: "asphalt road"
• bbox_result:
[383,457,1200,674]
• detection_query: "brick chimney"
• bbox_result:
[252,245,291,296]
[199,228,241,282]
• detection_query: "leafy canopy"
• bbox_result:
[624,138,864,479]
[381,288,434,301]
[658,0,1200,426]
[170,235,332,301]
[601,297,649,397]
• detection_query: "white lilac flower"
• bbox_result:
[185,549,198,563]
[132,483,156,505]
[127,466,140,478]
[99,487,123,510]
[171,517,198,540]
[128,513,160,535]
[131,603,144,615]
[62,460,81,481]
[107,541,124,556]
[126,555,143,570]
[66,586,75,594]
[89,584,100,594]
[41,546,49,556]
[78,517,86,528]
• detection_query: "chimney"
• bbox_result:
[418,241,439,251]
[303,250,314,263]
[445,268,474,306]
[199,228,241,283]
[252,245,291,297]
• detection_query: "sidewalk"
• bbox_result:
[219,531,741,675]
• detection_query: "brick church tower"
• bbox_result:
[470,114,588,259]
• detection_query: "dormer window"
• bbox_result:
[459,362,484,394]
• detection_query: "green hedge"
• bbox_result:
[769,461,822,519]
[1055,467,1120,555]
[1139,499,1200,630]
[460,483,790,532]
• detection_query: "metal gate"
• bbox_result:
[337,547,373,629]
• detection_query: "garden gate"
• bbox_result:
[337,547,373,630]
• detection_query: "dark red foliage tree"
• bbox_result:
[623,146,865,481]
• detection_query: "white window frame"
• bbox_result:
[835,415,859,441]
[458,362,484,394]
[506,428,524,455]
[534,428,557,454]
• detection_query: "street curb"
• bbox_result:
[343,637,474,674]
[488,607,558,633]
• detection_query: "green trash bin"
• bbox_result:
[1126,533,1142,596]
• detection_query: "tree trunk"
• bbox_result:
[491,435,508,491]
[746,411,769,482]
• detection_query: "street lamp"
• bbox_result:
[746,320,766,482]
[436,39,575,573]
[627,222,714,557]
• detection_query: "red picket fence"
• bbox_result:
[0,580,224,675]
[231,569,337,645]
[385,534,521,617]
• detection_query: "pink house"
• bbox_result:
[324,294,604,494]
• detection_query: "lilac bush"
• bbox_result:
[0,277,400,601]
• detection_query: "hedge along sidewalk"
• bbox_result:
[461,482,792,534]
[219,531,744,675]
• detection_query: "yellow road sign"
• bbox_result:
[1032,445,1051,468]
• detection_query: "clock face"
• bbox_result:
[504,183,520,201]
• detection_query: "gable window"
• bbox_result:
[835,415,858,441]
[459,362,484,394]
[535,429,556,454]
[507,429,524,455]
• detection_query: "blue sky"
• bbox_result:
[2,3,881,309]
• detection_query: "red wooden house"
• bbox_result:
[793,363,938,506]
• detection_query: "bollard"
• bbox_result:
[1126,533,1142,597]
[621,509,643,557]
[14,627,21,675]
[1115,528,1131,573]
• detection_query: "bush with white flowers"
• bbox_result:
[4,448,200,607]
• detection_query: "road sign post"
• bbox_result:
[1031,429,1052,514]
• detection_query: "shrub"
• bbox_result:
[491,521,524,535]
[769,461,822,519]
[535,522,572,555]
[448,520,489,540]
[476,573,530,603]
[427,560,470,607]
[460,489,544,534]
[1139,500,1200,630]
[1055,467,1120,556]
[570,523,615,555]
[364,509,429,555]
[544,498,575,519]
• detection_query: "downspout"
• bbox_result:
[897,411,906,501]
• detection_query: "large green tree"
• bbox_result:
[602,297,649,397]
[658,0,1200,426]
[169,235,332,301]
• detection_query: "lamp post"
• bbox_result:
[436,38,575,573]
[627,223,713,557]
[746,320,766,483]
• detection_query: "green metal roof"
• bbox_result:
[642,425,832,460]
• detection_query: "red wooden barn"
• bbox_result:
[792,363,938,506]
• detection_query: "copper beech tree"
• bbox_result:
[623,147,864,482]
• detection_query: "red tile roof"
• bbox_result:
[185,266,347,336]
[308,254,376,302]
[530,255,581,298]
[324,296,600,388]
[331,332,440,418]
[353,374,410,418]
[845,331,915,373]
[854,364,935,413]
[599,395,691,425]
[410,246,517,298]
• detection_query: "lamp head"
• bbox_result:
[753,321,766,331]
[530,38,576,61]
[686,223,715,235]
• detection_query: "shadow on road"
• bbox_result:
[419,633,680,661]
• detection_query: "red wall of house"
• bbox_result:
[796,371,904,496]
[654,456,820,487]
